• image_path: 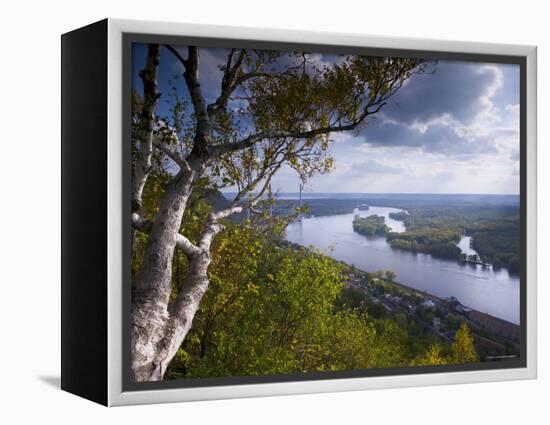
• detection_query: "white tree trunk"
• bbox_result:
[131,170,197,381]
[132,248,215,380]
[132,44,160,212]
[130,168,241,381]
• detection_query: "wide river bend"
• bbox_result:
[285,206,520,324]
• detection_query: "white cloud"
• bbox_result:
[200,53,520,195]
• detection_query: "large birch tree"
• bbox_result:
[131,43,427,381]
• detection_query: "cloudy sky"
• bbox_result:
[133,45,520,195]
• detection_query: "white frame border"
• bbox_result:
[106,18,537,406]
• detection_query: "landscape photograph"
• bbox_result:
[129,41,521,383]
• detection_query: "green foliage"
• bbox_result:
[468,220,520,273]
[335,287,387,319]
[132,188,484,378]
[411,343,447,366]
[168,234,405,377]
[274,198,362,218]
[387,227,461,260]
[411,323,478,366]
[353,215,390,236]
[388,211,408,221]
[450,323,479,364]
[387,204,519,271]
[384,270,397,282]
[159,202,440,379]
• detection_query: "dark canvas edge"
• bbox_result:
[61,18,109,406]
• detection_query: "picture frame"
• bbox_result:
[61,18,537,406]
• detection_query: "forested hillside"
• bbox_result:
[133,186,479,379]
[386,204,520,273]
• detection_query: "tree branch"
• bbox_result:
[194,160,281,251]
[211,103,384,157]
[132,212,201,257]
[152,135,191,173]
[132,44,160,212]
[207,50,295,121]
[163,44,188,68]
[207,50,246,118]
[211,205,244,221]
[196,205,242,252]
[165,44,212,156]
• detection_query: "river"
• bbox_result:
[284,206,520,324]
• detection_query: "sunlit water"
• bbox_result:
[285,206,519,324]
[457,235,478,257]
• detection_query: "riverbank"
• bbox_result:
[285,208,520,324]
[383,203,520,275]
[356,272,520,343]
[341,268,520,360]
[281,237,520,361]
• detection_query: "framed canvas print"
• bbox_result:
[61,19,537,406]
